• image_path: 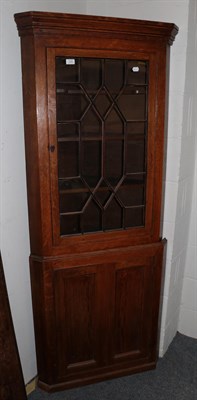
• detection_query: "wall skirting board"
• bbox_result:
[26,377,37,396]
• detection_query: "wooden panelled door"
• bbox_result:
[52,246,165,384]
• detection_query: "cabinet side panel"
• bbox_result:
[20,37,43,254]
[30,258,47,381]
[30,258,58,384]
[160,46,170,237]
[152,48,168,240]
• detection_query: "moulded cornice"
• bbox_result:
[14,11,178,46]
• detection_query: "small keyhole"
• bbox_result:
[49,145,55,153]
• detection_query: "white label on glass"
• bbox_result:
[65,59,75,65]
[132,66,140,72]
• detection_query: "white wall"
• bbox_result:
[0,0,196,386]
[179,156,197,336]
[0,0,87,384]
[178,0,197,336]
[160,0,197,353]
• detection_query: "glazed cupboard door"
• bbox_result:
[47,49,157,248]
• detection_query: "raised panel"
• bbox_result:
[114,266,145,357]
[112,259,154,362]
[54,267,98,376]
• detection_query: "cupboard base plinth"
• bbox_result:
[38,361,157,392]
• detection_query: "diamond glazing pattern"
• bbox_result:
[56,57,148,235]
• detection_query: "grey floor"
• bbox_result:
[29,333,197,400]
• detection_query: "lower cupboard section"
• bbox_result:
[30,240,166,391]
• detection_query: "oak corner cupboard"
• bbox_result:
[14,11,178,392]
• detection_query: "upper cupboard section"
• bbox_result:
[14,11,178,251]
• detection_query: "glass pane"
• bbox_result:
[54,57,149,236]
[127,122,146,135]
[59,178,90,213]
[56,84,89,121]
[116,176,145,207]
[60,214,80,236]
[117,86,146,121]
[81,108,102,138]
[58,178,89,191]
[58,142,79,178]
[125,207,144,228]
[81,58,102,96]
[105,59,124,97]
[104,198,122,230]
[127,61,147,85]
[82,200,102,232]
[56,57,79,83]
[57,122,79,139]
[81,141,101,187]
[105,140,123,187]
[59,192,89,213]
[95,180,112,207]
[126,139,145,173]
[105,109,124,136]
[94,89,111,116]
